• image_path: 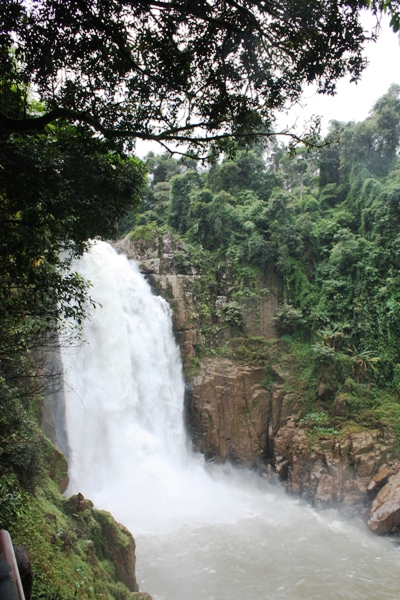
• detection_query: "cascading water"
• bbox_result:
[62,241,400,600]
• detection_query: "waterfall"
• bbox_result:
[62,241,400,600]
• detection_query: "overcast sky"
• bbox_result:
[136,13,400,157]
[279,13,400,135]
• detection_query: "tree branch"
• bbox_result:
[0,107,325,152]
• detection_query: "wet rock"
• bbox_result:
[177,329,198,362]
[151,273,200,337]
[367,465,390,493]
[140,258,160,274]
[274,455,290,479]
[189,357,270,466]
[333,395,347,417]
[367,471,400,534]
[314,474,338,508]
[349,432,380,478]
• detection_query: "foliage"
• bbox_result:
[130,84,400,407]
[128,222,163,243]
[316,324,347,349]
[1,476,137,600]
[300,412,330,425]
[273,304,306,335]
[347,346,380,382]
[0,0,397,154]
[223,301,244,328]
[0,86,146,528]
[311,343,336,366]
[0,473,27,530]
[0,85,146,413]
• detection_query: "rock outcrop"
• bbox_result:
[188,354,398,512]
[67,494,144,594]
[367,470,400,534]
[272,424,397,511]
[95,510,139,593]
[189,358,269,465]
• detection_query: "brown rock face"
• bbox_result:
[367,471,400,534]
[270,422,395,509]
[97,513,139,592]
[114,235,203,366]
[189,358,270,465]
[368,465,390,488]
[190,360,396,510]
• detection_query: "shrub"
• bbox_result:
[273,303,306,335]
[393,364,400,395]
[223,301,244,328]
[311,343,336,366]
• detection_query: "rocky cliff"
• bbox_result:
[115,231,400,535]
[115,230,278,366]
[188,352,399,517]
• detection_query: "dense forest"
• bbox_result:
[124,84,400,430]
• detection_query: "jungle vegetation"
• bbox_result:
[1,0,400,154]
[127,84,400,410]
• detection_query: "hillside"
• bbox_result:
[117,85,400,529]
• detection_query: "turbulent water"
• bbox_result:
[62,241,400,600]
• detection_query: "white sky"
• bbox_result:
[281,13,400,135]
[136,13,400,157]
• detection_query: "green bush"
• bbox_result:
[223,301,244,328]
[128,222,162,242]
[273,303,306,335]
[311,343,336,366]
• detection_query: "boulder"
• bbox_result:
[67,492,94,512]
[367,471,400,534]
[367,465,390,493]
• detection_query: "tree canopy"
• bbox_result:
[1,0,399,153]
[0,98,146,406]
[130,84,400,388]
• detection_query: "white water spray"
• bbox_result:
[63,241,400,600]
